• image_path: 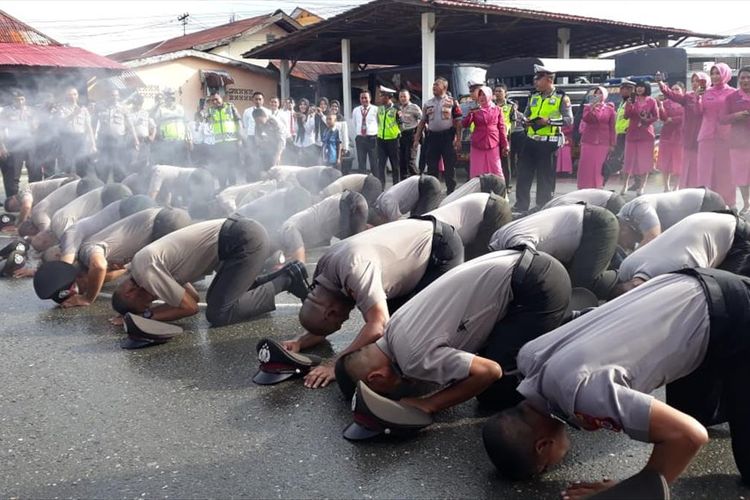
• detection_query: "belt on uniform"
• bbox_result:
[511,246,537,287]
[528,135,560,142]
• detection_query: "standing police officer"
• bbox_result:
[151,88,190,166]
[513,66,573,212]
[202,93,243,189]
[376,86,401,186]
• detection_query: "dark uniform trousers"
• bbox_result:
[355,135,377,173]
[700,188,727,212]
[58,132,87,175]
[205,217,273,327]
[514,138,559,211]
[96,135,130,182]
[568,205,619,300]
[152,140,189,167]
[717,214,750,276]
[208,141,241,189]
[399,128,419,179]
[508,130,526,189]
[476,250,572,409]
[413,175,442,216]
[337,191,369,240]
[376,137,401,186]
[385,217,464,313]
[0,147,33,198]
[464,193,513,261]
[605,192,626,215]
[424,128,458,194]
[665,267,750,485]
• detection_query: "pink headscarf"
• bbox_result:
[595,85,609,102]
[479,86,495,109]
[693,71,709,85]
[710,63,733,88]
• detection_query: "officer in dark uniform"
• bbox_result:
[513,65,573,212]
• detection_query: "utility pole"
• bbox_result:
[178,13,189,36]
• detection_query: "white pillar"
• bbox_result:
[557,27,571,83]
[280,59,290,100]
[421,12,436,102]
[658,38,669,47]
[341,38,352,120]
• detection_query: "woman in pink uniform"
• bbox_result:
[578,86,615,189]
[659,71,708,188]
[462,86,509,178]
[721,66,750,212]
[621,81,658,196]
[696,63,736,206]
[656,82,685,192]
[556,124,573,175]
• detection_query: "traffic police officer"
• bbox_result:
[376,86,401,186]
[514,65,573,212]
[151,88,190,166]
[203,93,243,189]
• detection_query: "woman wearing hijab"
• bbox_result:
[556,124,574,175]
[461,86,509,179]
[696,63,736,206]
[578,86,616,189]
[659,71,709,189]
[294,98,319,166]
[621,81,658,196]
[656,82,686,192]
[721,66,750,212]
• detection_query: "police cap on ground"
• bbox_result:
[33,261,79,303]
[343,381,433,441]
[1,251,26,278]
[0,238,27,259]
[121,313,184,350]
[119,194,157,219]
[564,287,599,319]
[76,177,104,196]
[151,208,192,242]
[0,212,17,229]
[252,338,322,385]
[100,183,133,206]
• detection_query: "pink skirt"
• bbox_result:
[556,144,573,173]
[698,138,735,206]
[657,141,683,175]
[680,148,700,188]
[469,146,502,178]
[577,142,608,189]
[731,148,750,186]
[623,139,655,175]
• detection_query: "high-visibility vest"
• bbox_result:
[159,118,187,141]
[377,104,400,140]
[501,103,513,135]
[208,104,238,143]
[526,90,564,137]
[615,102,630,135]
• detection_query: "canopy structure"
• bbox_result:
[244,0,719,65]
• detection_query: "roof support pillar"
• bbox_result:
[280,59,291,100]
[658,38,670,47]
[421,12,436,102]
[342,38,352,120]
[557,27,571,83]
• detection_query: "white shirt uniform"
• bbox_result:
[543,189,613,210]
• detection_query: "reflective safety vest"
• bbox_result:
[208,104,238,143]
[159,118,187,141]
[526,90,564,137]
[615,102,630,135]
[377,104,401,140]
[501,103,513,135]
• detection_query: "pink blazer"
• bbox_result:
[624,97,658,142]
[462,106,509,151]
[658,100,684,144]
[697,85,735,142]
[581,103,616,146]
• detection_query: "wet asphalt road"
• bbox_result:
[2,177,750,499]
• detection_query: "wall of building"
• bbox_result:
[208,24,288,67]
[128,56,277,114]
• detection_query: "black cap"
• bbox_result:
[0,212,17,229]
[33,261,79,302]
[121,313,183,350]
[342,381,433,441]
[564,287,599,319]
[100,184,132,206]
[1,250,26,278]
[76,177,104,196]
[119,195,156,218]
[0,239,27,259]
[252,338,322,385]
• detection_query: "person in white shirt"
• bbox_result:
[352,91,378,174]
[294,99,319,166]
[242,91,271,178]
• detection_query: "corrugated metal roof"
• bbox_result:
[109,11,300,62]
[0,43,126,70]
[270,60,344,81]
[0,9,58,45]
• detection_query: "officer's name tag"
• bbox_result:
[549,97,556,105]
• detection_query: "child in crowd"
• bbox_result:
[320,113,342,169]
